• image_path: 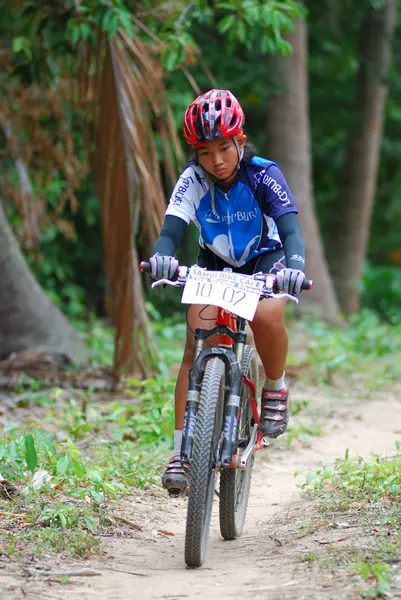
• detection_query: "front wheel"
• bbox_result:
[184,357,225,568]
[219,345,259,540]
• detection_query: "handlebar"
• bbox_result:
[140,261,313,292]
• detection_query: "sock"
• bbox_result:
[173,429,183,456]
[264,373,286,391]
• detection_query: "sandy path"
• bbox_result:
[2,389,401,600]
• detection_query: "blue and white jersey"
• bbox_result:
[165,156,298,267]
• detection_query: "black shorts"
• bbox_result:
[197,246,287,275]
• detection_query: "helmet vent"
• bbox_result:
[182,89,244,144]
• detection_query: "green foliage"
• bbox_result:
[8,0,305,81]
[122,378,175,445]
[151,313,186,371]
[362,264,401,324]
[307,0,401,289]
[156,0,305,71]
[285,421,324,449]
[300,444,401,510]
[297,309,401,388]
[74,317,115,367]
[66,0,134,43]
[8,0,135,82]
[298,443,401,598]
[0,315,179,560]
[205,0,304,55]
[0,380,171,558]
[2,527,100,559]
[24,186,105,320]
[352,562,392,598]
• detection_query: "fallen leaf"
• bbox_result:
[0,511,28,519]
[0,480,18,499]
[156,529,175,537]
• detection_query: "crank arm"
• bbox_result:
[231,426,270,469]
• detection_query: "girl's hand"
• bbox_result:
[276,268,306,295]
[149,253,179,280]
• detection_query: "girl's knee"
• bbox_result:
[251,302,286,333]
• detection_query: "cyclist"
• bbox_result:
[148,89,306,493]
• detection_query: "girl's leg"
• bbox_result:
[248,297,289,437]
[174,303,219,429]
[249,297,287,380]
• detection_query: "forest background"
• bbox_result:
[0,0,400,376]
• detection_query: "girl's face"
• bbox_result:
[196,137,246,187]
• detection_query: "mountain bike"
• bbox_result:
[141,262,312,568]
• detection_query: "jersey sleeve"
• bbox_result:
[165,165,202,224]
[257,165,298,220]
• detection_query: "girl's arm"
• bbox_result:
[276,212,305,272]
[153,215,188,256]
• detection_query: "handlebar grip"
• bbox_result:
[302,280,313,291]
[140,261,151,273]
[140,261,181,278]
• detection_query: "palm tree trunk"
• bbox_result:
[94,39,160,376]
[266,12,340,322]
[327,0,397,314]
[0,201,88,364]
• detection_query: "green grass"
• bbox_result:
[0,315,183,561]
[300,445,401,510]
[289,309,401,390]
[0,360,176,560]
[297,445,401,597]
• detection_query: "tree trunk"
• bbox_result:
[266,13,340,322]
[0,201,88,364]
[327,0,397,314]
[90,40,160,379]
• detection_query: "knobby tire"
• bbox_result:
[184,357,225,568]
[219,345,259,540]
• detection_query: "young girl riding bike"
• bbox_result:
[148,89,306,494]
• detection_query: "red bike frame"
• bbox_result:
[216,307,265,467]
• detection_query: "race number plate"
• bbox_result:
[181,267,264,321]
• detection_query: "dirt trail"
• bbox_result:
[2,388,401,600]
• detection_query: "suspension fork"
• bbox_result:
[181,334,205,464]
[181,312,248,467]
[219,316,247,467]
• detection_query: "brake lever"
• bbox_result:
[267,292,299,304]
[151,279,182,289]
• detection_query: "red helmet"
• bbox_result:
[183,89,245,145]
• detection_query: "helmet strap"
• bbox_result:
[233,137,244,169]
